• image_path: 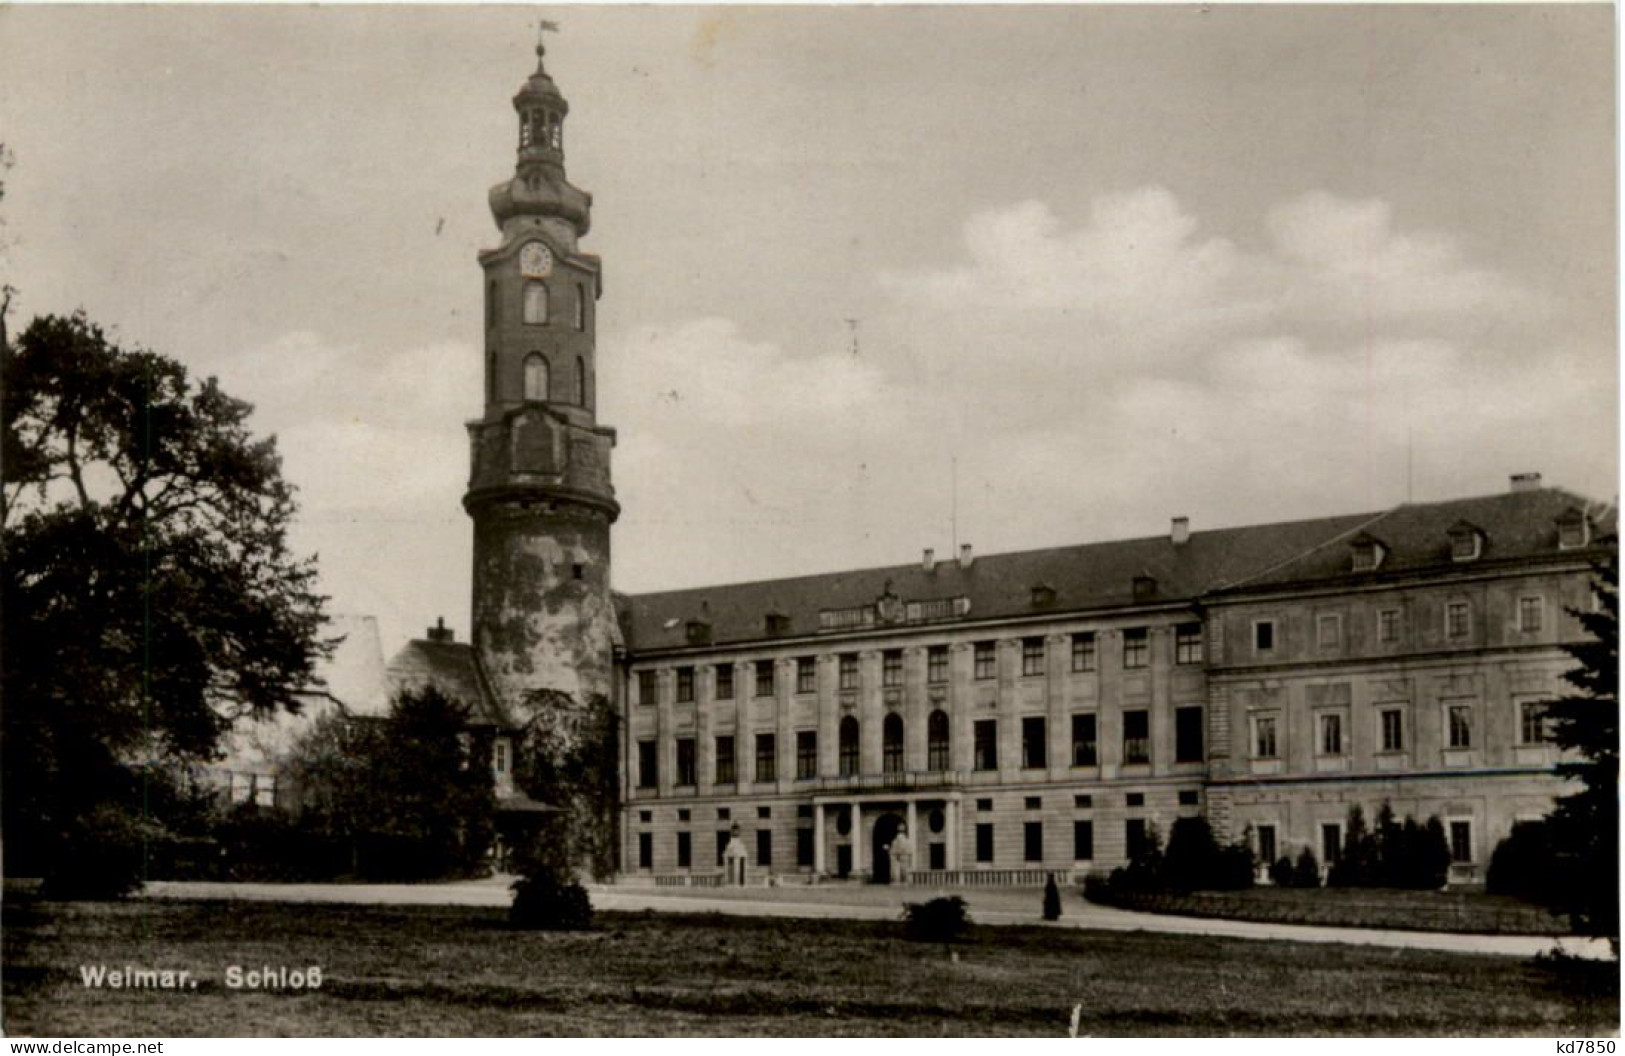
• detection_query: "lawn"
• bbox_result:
[1090,885,1570,935]
[2,897,1616,1037]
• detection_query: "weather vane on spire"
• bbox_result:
[536,16,560,57]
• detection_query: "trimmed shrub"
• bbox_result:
[1268,855,1296,888]
[1289,847,1322,889]
[1487,820,1556,902]
[509,869,594,930]
[902,895,972,943]
[1042,874,1062,921]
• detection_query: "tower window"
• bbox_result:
[576,356,588,406]
[572,564,584,581]
[576,283,588,330]
[523,354,549,401]
[523,282,548,325]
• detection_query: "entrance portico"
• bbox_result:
[813,790,962,881]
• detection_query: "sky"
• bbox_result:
[1,5,1616,658]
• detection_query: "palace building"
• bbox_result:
[385,35,1616,886]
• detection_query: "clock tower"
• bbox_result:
[465,34,619,718]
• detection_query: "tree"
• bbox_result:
[286,686,496,881]
[2,313,329,891]
[1542,544,1619,946]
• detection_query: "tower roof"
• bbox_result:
[490,26,592,235]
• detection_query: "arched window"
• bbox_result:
[519,110,534,149]
[927,710,950,772]
[883,713,904,775]
[523,353,549,402]
[576,356,587,406]
[839,716,859,777]
[523,282,548,325]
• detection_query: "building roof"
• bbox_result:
[619,486,1614,653]
[384,637,513,728]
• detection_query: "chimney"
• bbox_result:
[958,543,974,570]
[922,548,936,573]
[1510,472,1543,493]
[426,616,454,643]
[1171,516,1190,546]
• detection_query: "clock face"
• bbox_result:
[519,241,553,278]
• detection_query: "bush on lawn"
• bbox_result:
[1163,817,1255,893]
[41,804,161,900]
[509,867,594,930]
[1487,820,1557,902]
[902,895,973,944]
[1321,802,1452,891]
[1268,855,1296,888]
[1288,847,1322,889]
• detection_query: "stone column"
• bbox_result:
[906,800,918,848]
[854,806,866,876]
[946,799,959,869]
[814,802,826,875]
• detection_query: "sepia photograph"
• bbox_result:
[0,3,1619,1039]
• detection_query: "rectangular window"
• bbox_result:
[796,730,817,780]
[883,649,904,687]
[1024,821,1043,863]
[976,797,993,811]
[1321,823,1342,866]
[1380,708,1405,752]
[1071,714,1098,767]
[975,823,994,863]
[1122,628,1149,669]
[575,282,588,331]
[637,740,658,788]
[973,719,998,771]
[638,670,658,706]
[1448,703,1473,749]
[1126,792,1145,808]
[1254,619,1276,653]
[1175,706,1204,763]
[1175,623,1203,665]
[1520,701,1548,745]
[796,656,817,694]
[1253,715,1278,759]
[1126,819,1148,861]
[1178,789,1199,806]
[1071,632,1097,672]
[1021,716,1047,769]
[974,641,997,680]
[716,830,730,866]
[1074,794,1093,809]
[756,829,772,867]
[717,807,730,821]
[1378,609,1400,644]
[676,831,691,869]
[715,664,734,700]
[1319,713,1343,755]
[714,735,735,785]
[494,740,508,775]
[1256,825,1277,867]
[1449,820,1473,863]
[1073,819,1094,861]
[755,660,776,698]
[1123,709,1150,765]
[758,805,771,819]
[675,738,696,787]
[1316,614,1342,650]
[838,653,859,691]
[1024,795,1042,810]
[927,645,949,684]
[755,734,776,782]
[1518,597,1544,633]
[523,281,548,325]
[637,831,652,869]
[676,666,694,703]
[796,827,813,867]
[1021,637,1045,677]
[1446,601,1470,639]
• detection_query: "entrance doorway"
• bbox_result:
[872,812,904,884]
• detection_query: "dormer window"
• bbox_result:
[685,620,711,646]
[1132,575,1157,602]
[1350,533,1387,573]
[1557,508,1591,550]
[1447,521,1484,563]
[1031,584,1056,608]
[764,612,791,636]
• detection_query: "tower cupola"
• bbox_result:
[489,32,593,238]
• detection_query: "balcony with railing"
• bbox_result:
[814,770,960,794]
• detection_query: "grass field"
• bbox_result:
[1091,885,1569,935]
[3,897,1616,1037]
